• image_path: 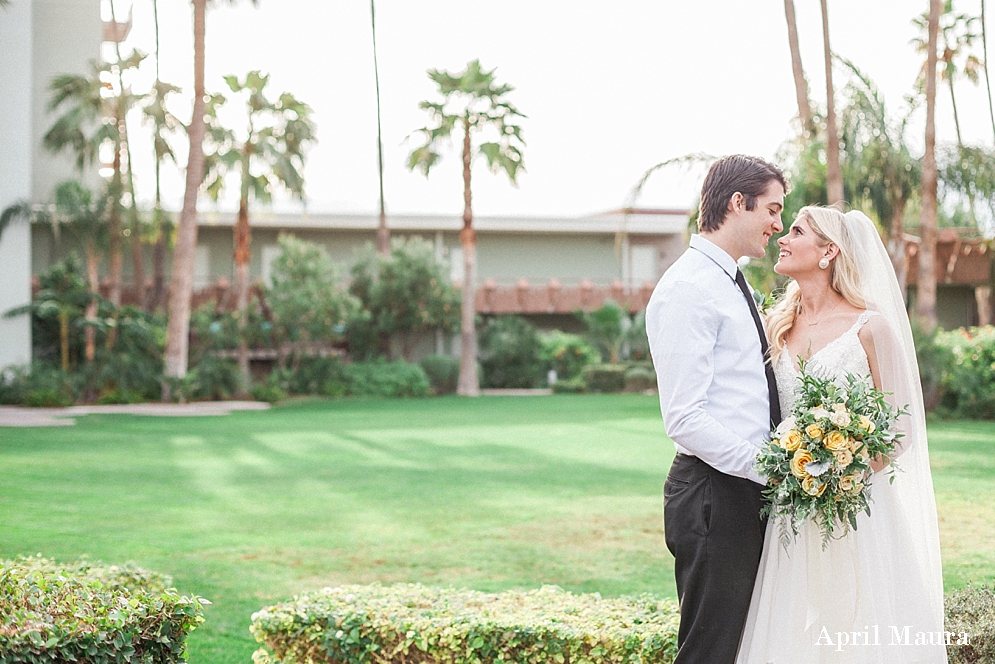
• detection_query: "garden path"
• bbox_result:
[0,401,269,427]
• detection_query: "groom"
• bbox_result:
[646,155,785,664]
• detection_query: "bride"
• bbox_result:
[735,206,947,663]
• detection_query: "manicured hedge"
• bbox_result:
[250,584,680,664]
[945,584,995,663]
[582,364,627,393]
[0,556,207,664]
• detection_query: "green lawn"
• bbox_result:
[1,395,992,663]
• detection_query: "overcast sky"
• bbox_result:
[107,0,994,218]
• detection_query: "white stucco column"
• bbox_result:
[0,0,35,371]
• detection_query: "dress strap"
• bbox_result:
[848,311,874,334]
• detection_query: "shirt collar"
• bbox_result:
[690,234,739,280]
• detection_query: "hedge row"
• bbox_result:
[946,584,995,663]
[0,556,207,664]
[250,584,680,664]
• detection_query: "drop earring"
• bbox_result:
[819,257,830,269]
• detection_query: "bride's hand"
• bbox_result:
[870,455,890,473]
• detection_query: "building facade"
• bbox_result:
[0,0,102,370]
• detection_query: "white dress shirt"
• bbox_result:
[645,234,771,485]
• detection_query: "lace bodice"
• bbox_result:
[773,311,874,414]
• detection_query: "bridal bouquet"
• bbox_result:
[756,362,908,547]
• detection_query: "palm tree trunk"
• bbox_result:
[784,0,815,136]
[151,152,167,310]
[919,0,941,329]
[457,118,479,397]
[163,0,207,399]
[150,0,166,312]
[110,0,145,310]
[59,310,70,371]
[820,0,844,205]
[983,0,995,142]
[125,128,146,309]
[887,201,908,300]
[947,74,979,229]
[84,244,99,362]
[109,122,124,307]
[371,0,389,256]
[948,70,964,145]
[233,167,252,393]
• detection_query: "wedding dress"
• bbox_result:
[736,211,947,664]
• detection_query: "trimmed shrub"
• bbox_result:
[583,364,627,393]
[0,364,77,407]
[624,365,657,393]
[551,376,587,394]
[945,584,995,663]
[189,355,241,401]
[479,315,543,389]
[0,555,206,664]
[935,326,995,419]
[285,356,347,395]
[420,354,459,395]
[344,361,431,398]
[250,584,680,664]
[540,331,600,382]
[251,382,287,404]
[913,321,952,412]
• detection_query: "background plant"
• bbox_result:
[478,315,542,389]
[347,237,459,362]
[266,235,358,360]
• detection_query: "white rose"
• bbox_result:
[775,416,797,438]
[811,406,831,420]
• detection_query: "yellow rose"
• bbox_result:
[825,430,848,451]
[850,480,865,495]
[802,475,827,496]
[854,445,869,463]
[790,449,813,479]
[859,415,876,433]
[834,448,854,468]
[847,436,860,451]
[806,424,824,440]
[839,475,854,492]
[783,430,803,452]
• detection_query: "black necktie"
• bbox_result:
[734,268,782,428]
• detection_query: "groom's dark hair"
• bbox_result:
[698,155,786,233]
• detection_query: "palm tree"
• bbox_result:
[6,255,92,372]
[983,0,995,141]
[3,182,106,363]
[164,0,258,400]
[407,60,526,397]
[51,181,107,363]
[44,52,143,309]
[820,0,844,205]
[202,71,316,388]
[144,0,182,312]
[107,0,149,310]
[838,58,921,294]
[783,0,816,136]
[914,5,983,147]
[913,4,985,226]
[920,0,942,329]
[371,0,389,256]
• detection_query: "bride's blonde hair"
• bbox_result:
[767,206,866,364]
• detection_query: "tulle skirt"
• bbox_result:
[735,476,948,664]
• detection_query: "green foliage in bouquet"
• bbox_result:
[755,362,908,547]
[0,555,207,664]
[250,584,679,664]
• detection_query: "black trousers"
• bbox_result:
[664,453,767,664]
